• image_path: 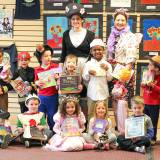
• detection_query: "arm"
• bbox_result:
[88,118,95,136]
[106,62,113,81]
[53,112,62,135]
[78,111,86,133]
[82,63,90,81]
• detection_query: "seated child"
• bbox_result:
[17,94,52,147]
[117,96,154,154]
[44,97,87,151]
[0,109,12,149]
[83,101,117,150]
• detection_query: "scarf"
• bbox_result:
[107,25,130,58]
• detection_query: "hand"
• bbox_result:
[89,70,96,76]
[0,87,3,95]
[35,80,46,88]
[78,84,83,92]
[18,128,24,133]
[100,63,108,71]
[37,125,44,131]
[26,86,32,92]
[54,73,60,80]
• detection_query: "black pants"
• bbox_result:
[19,102,28,113]
[144,105,159,141]
[117,135,151,151]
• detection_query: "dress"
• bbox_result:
[44,112,86,151]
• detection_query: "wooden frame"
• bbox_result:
[107,14,137,37]
[44,14,68,58]
[139,15,160,59]
[136,62,148,96]
[106,0,135,12]
[136,0,160,12]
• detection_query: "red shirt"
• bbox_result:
[35,62,58,96]
[142,74,160,105]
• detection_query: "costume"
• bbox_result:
[35,62,59,130]
[117,114,154,151]
[82,58,112,119]
[44,111,86,151]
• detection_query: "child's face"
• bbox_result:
[91,46,104,61]
[132,103,144,116]
[96,102,106,118]
[0,52,3,64]
[19,59,30,69]
[66,102,76,115]
[26,99,39,113]
[148,61,155,71]
[65,58,77,72]
[114,14,127,31]
[41,50,52,66]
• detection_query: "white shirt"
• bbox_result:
[82,58,112,101]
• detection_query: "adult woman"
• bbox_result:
[107,8,142,64]
[60,3,95,70]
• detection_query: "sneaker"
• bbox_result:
[135,146,145,154]
[1,134,11,149]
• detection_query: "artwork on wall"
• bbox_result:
[140,15,160,59]
[83,14,103,38]
[107,15,137,37]
[136,62,148,96]
[136,0,160,12]
[0,9,13,38]
[44,14,68,57]
[74,0,103,12]
[106,0,135,12]
[44,0,70,10]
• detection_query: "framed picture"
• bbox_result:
[140,15,160,59]
[106,0,135,12]
[107,15,137,37]
[0,9,13,38]
[136,0,160,12]
[83,14,103,38]
[74,0,103,12]
[44,0,70,10]
[44,14,68,57]
[136,62,148,96]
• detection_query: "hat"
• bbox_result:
[18,52,31,60]
[65,3,86,18]
[90,39,105,48]
[151,55,160,64]
[25,94,41,106]
[0,109,10,119]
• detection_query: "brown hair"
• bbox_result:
[149,59,160,70]
[131,96,144,108]
[113,8,129,22]
[0,48,3,55]
[60,98,80,116]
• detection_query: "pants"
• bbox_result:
[38,94,58,130]
[144,105,159,141]
[0,93,8,111]
[19,102,28,113]
[117,135,151,151]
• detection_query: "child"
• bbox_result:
[17,94,52,147]
[82,39,112,120]
[12,51,36,113]
[34,44,59,130]
[0,109,12,149]
[83,101,117,150]
[141,55,160,145]
[0,48,13,112]
[112,68,131,133]
[44,97,86,151]
[117,96,154,154]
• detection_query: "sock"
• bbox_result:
[83,143,96,150]
[105,143,109,150]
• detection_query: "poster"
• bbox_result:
[136,0,160,11]
[83,14,102,38]
[140,15,160,59]
[0,9,13,38]
[44,14,68,57]
[106,0,135,11]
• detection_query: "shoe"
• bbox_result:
[0,110,10,119]
[1,134,11,149]
[135,146,145,154]
[151,140,156,145]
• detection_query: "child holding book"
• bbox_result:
[12,51,36,113]
[117,96,154,154]
[34,44,59,130]
[44,97,87,151]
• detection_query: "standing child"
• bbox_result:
[0,48,13,112]
[12,51,36,113]
[83,101,117,150]
[141,55,160,145]
[34,44,59,130]
[82,39,112,120]
[17,94,52,147]
[117,96,154,154]
[44,97,86,151]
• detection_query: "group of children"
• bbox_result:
[0,38,159,154]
